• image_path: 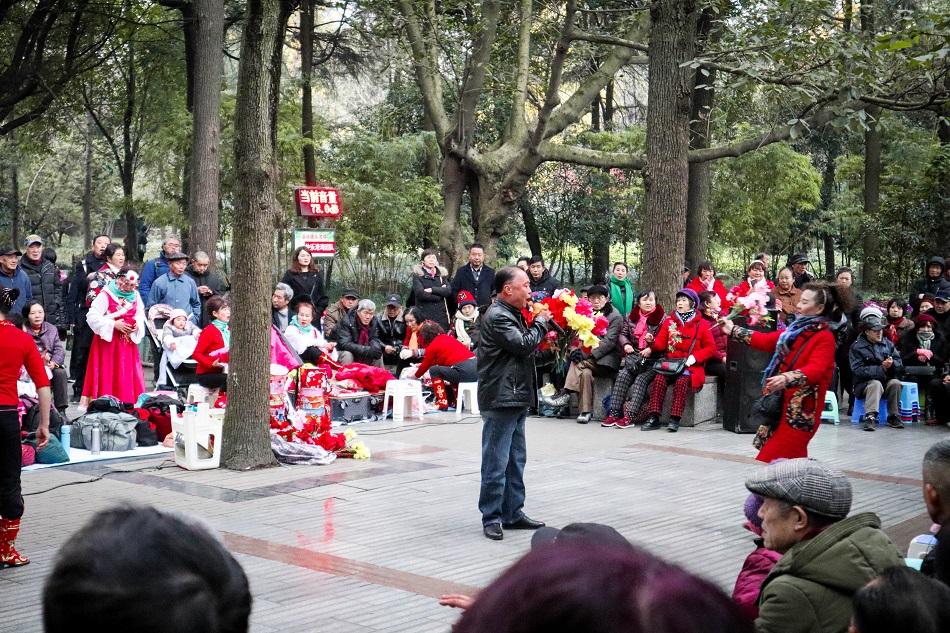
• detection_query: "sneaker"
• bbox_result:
[886,415,904,429]
[614,418,634,429]
[576,412,592,424]
[601,415,620,428]
[861,413,877,432]
[548,392,571,408]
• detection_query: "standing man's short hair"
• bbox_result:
[528,255,544,267]
[494,266,525,294]
[470,243,484,251]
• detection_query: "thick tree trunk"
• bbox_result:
[641,0,698,308]
[224,0,281,471]
[188,0,225,263]
[685,67,715,271]
[861,106,881,289]
[437,154,466,270]
[82,113,93,249]
[121,178,137,263]
[591,93,609,284]
[10,165,19,248]
[301,0,317,195]
[819,136,839,279]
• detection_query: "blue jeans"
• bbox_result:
[478,408,528,526]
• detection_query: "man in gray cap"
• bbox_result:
[849,306,904,431]
[322,288,359,339]
[378,293,406,368]
[746,458,902,633]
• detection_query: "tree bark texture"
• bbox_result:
[10,166,19,249]
[819,136,840,279]
[224,0,281,471]
[437,155,466,270]
[188,0,225,264]
[641,0,698,308]
[519,198,542,257]
[861,105,881,289]
[685,66,715,271]
[82,113,93,249]
[300,0,317,189]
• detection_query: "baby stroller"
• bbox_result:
[146,304,199,400]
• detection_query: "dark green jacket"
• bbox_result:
[756,512,904,633]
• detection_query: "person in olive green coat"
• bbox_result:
[744,459,904,633]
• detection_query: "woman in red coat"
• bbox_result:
[719,281,853,463]
[640,289,717,432]
[686,260,731,311]
[415,321,476,410]
[729,260,775,305]
[192,295,230,391]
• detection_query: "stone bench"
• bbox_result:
[571,374,719,426]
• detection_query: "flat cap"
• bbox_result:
[745,458,852,519]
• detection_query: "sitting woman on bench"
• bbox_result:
[284,300,337,365]
[192,295,230,392]
[640,288,716,434]
[414,321,476,410]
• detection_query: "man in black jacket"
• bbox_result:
[334,299,385,367]
[477,266,550,541]
[378,294,406,367]
[19,235,65,329]
[910,256,950,311]
[850,307,905,431]
[66,234,110,401]
[451,243,495,309]
[527,255,559,300]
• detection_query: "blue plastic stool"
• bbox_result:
[851,398,887,425]
[821,390,840,425]
[899,381,920,423]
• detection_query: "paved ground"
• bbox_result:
[1,408,942,633]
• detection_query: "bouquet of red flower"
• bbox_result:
[525,289,607,358]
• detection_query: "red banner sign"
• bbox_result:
[294,186,342,218]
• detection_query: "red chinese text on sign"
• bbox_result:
[295,186,342,218]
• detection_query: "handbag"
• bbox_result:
[652,333,699,377]
[750,333,819,449]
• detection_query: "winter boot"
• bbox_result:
[0,518,29,568]
[431,377,450,411]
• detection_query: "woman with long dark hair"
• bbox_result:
[0,287,51,567]
[720,280,854,462]
[280,246,328,317]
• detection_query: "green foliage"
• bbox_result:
[318,131,442,255]
[711,141,821,261]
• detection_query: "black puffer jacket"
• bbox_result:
[909,256,950,308]
[334,313,385,362]
[411,264,452,330]
[378,313,406,347]
[849,334,904,398]
[528,269,559,299]
[66,252,103,324]
[476,299,548,410]
[20,255,64,326]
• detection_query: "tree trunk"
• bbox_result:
[9,165,19,248]
[519,198,542,258]
[591,93,609,284]
[685,66,715,271]
[819,136,839,279]
[861,108,881,289]
[604,80,615,131]
[224,0,281,471]
[437,154,467,270]
[188,0,225,264]
[641,0,698,308]
[82,113,93,249]
[300,0,317,197]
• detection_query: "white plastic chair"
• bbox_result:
[382,379,425,423]
[170,403,224,470]
[187,383,218,405]
[456,382,480,419]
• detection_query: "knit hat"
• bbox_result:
[915,313,937,328]
[743,493,765,536]
[859,305,885,330]
[167,308,188,322]
[745,458,852,520]
[456,290,476,308]
[676,288,700,308]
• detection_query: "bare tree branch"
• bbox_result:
[395,0,450,140]
[457,0,502,148]
[529,0,578,148]
[538,140,645,169]
[505,0,533,142]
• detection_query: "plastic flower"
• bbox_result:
[574,299,594,318]
[592,316,609,336]
[352,442,371,460]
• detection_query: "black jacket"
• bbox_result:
[66,252,103,324]
[587,304,623,370]
[529,269,559,299]
[186,264,230,324]
[451,264,495,308]
[334,313,384,362]
[476,299,548,410]
[378,313,406,347]
[20,256,64,327]
[849,334,904,398]
[280,269,328,316]
[909,257,950,309]
[411,265,452,330]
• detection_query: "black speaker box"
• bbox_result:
[722,314,778,433]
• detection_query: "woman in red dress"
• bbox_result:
[414,321,477,410]
[719,281,853,462]
[81,268,145,407]
[0,287,51,567]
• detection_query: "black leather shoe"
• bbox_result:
[667,420,679,433]
[483,523,503,540]
[641,415,662,431]
[503,515,545,530]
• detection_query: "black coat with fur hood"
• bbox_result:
[411,264,452,330]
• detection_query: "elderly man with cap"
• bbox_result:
[747,458,903,633]
[19,235,64,330]
[931,290,950,340]
[786,253,814,289]
[322,288,359,339]
[0,246,31,315]
[849,306,905,431]
[146,251,201,321]
[378,293,406,367]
